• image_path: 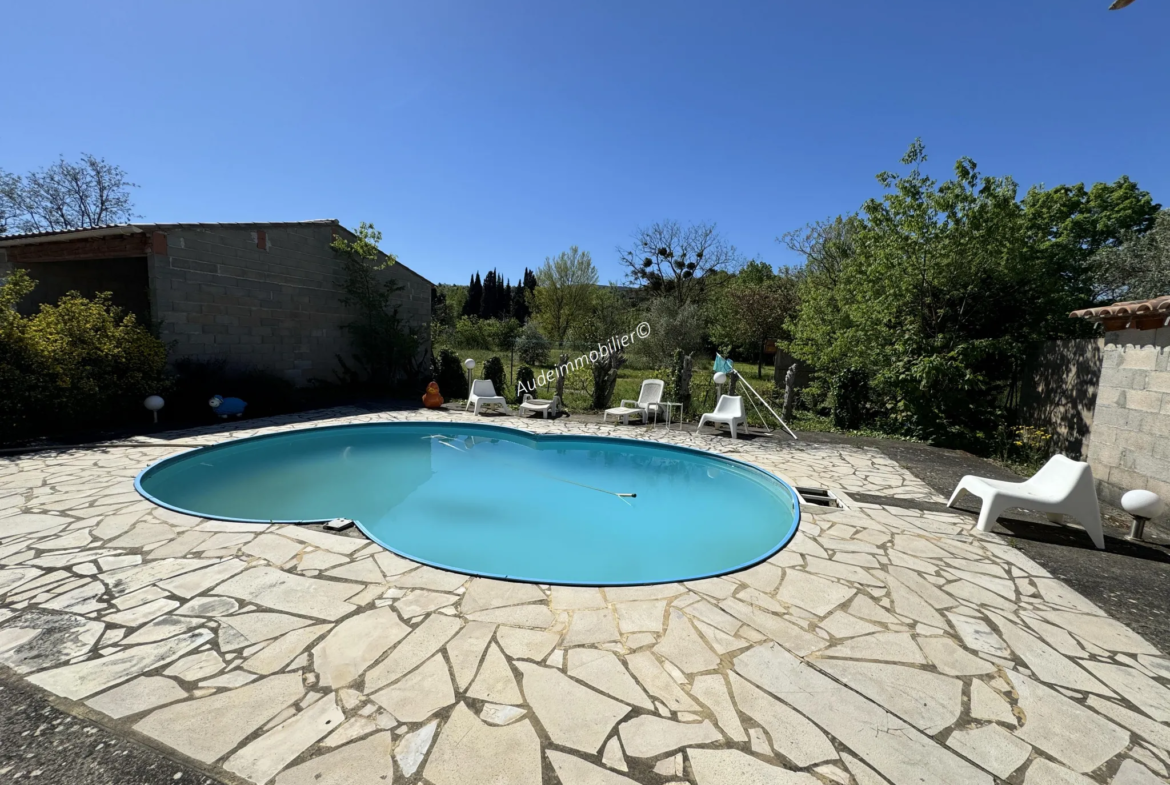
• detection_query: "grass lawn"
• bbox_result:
[438,345,786,426]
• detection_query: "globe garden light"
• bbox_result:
[713,372,727,398]
[143,395,164,424]
[1121,489,1164,541]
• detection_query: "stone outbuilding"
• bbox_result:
[1070,296,1170,507]
[0,220,432,384]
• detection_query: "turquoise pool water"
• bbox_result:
[136,422,799,585]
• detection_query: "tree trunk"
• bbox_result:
[591,350,625,410]
[680,353,693,416]
[555,352,568,402]
[782,362,797,421]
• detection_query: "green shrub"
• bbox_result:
[0,269,169,441]
[830,367,871,430]
[483,318,521,352]
[482,356,506,398]
[515,322,549,367]
[994,424,1054,474]
[453,316,491,350]
[514,366,536,403]
[435,348,468,399]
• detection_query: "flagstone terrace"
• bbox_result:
[2,408,1169,785]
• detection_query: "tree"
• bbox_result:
[618,220,740,306]
[1021,175,1159,331]
[480,270,498,319]
[494,273,508,318]
[788,141,1050,444]
[532,246,599,343]
[781,214,861,289]
[1090,209,1170,303]
[482,356,506,398]
[512,268,537,322]
[515,322,550,366]
[707,261,800,376]
[642,298,707,368]
[571,286,638,346]
[463,273,482,317]
[331,223,418,388]
[434,284,467,327]
[780,216,861,363]
[0,154,138,234]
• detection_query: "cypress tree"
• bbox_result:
[480,270,497,319]
[494,270,507,318]
[512,268,531,322]
[465,273,482,317]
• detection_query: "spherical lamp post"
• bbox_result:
[144,395,165,424]
[464,358,476,397]
[713,372,727,400]
[1121,489,1164,541]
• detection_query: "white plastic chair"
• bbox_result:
[465,379,510,415]
[947,454,1104,549]
[619,379,665,424]
[519,393,560,419]
[698,395,747,439]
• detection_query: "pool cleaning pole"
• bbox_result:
[731,370,798,440]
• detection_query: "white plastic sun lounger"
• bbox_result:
[519,393,560,419]
[698,394,747,439]
[466,379,510,415]
[613,378,665,424]
[947,453,1105,549]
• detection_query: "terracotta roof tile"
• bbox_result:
[1070,296,1170,321]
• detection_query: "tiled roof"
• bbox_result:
[1070,296,1170,321]
[0,220,339,245]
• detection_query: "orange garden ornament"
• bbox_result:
[423,381,444,409]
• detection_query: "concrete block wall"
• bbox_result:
[1017,338,1103,460]
[148,223,431,383]
[1086,327,1170,507]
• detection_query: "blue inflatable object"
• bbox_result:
[209,395,247,418]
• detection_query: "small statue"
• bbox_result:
[209,395,247,419]
[782,363,797,421]
[422,381,444,409]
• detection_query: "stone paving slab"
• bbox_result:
[2,407,1170,784]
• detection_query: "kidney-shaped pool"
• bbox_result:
[136,422,799,586]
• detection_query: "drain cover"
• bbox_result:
[795,486,842,508]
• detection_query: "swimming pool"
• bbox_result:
[136,422,799,585]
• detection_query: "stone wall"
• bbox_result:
[1085,327,1170,507]
[1017,338,1103,460]
[11,256,151,321]
[148,223,431,384]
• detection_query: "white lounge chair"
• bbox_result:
[519,393,560,419]
[466,379,510,415]
[947,454,1104,549]
[698,395,747,439]
[616,379,665,424]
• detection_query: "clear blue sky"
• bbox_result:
[4,1,1167,286]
